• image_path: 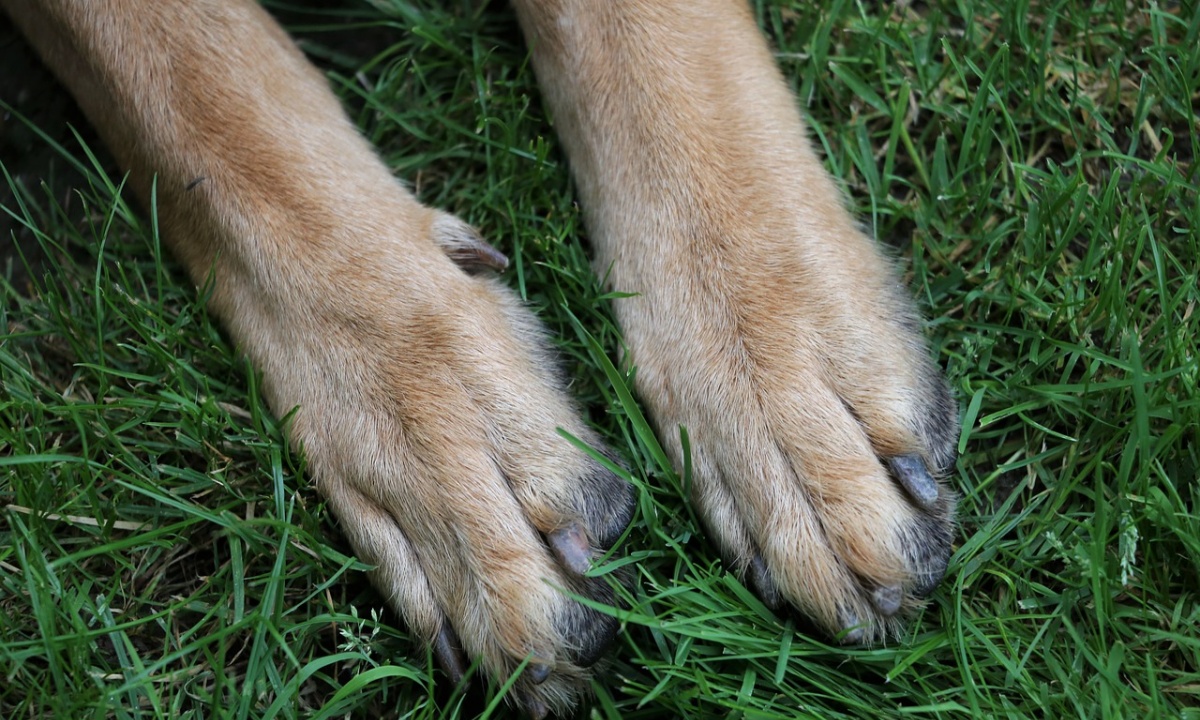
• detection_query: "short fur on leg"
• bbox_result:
[513,0,957,641]
[1,0,635,713]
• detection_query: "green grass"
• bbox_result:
[2,0,1198,717]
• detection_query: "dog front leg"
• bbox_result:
[2,1,634,713]
[514,0,958,639]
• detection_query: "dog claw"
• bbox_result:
[526,661,552,685]
[431,212,510,273]
[887,454,939,508]
[521,695,550,720]
[838,611,865,645]
[871,584,903,616]
[748,554,783,609]
[443,238,510,273]
[547,522,592,575]
[432,623,466,686]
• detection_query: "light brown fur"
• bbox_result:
[2,0,958,715]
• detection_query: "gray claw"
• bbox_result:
[887,454,939,508]
[520,693,550,720]
[547,522,592,576]
[838,609,867,644]
[444,239,509,273]
[431,212,510,273]
[749,554,783,609]
[526,661,551,685]
[432,623,466,686]
[872,584,903,617]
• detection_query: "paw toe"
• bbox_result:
[577,458,636,549]
[903,508,955,597]
[556,577,620,668]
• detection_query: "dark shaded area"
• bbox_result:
[0,13,94,293]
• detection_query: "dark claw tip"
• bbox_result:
[447,242,509,273]
[872,584,903,617]
[432,624,467,686]
[888,454,939,508]
[521,694,550,720]
[838,611,866,645]
[548,522,592,576]
[749,555,783,610]
[431,213,510,273]
[526,661,551,685]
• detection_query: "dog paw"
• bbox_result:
[509,2,956,642]
[617,188,958,639]
[242,208,634,715]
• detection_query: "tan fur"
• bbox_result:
[3,0,958,714]
[514,0,957,632]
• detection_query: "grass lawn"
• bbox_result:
[2,0,1197,717]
